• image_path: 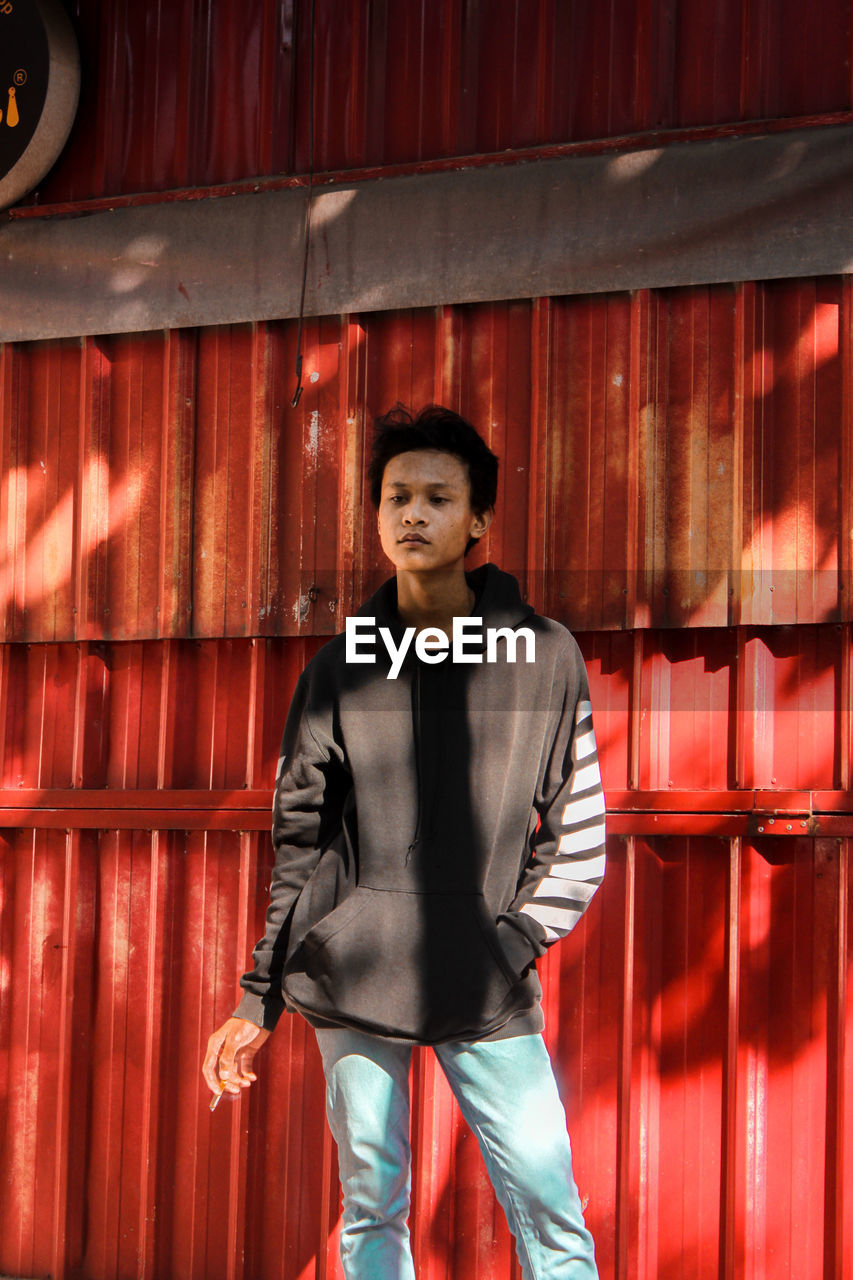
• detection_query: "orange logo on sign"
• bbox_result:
[4,87,19,127]
[1,72,26,126]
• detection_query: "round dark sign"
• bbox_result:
[0,0,80,211]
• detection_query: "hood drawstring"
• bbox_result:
[405,663,423,864]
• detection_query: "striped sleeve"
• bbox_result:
[519,698,606,939]
[495,665,606,978]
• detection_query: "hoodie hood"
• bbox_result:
[357,563,535,642]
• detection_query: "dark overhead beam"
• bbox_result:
[3,124,853,341]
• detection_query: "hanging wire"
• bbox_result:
[291,0,316,408]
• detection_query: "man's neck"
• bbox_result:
[395,567,475,635]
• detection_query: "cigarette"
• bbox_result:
[209,1081,227,1112]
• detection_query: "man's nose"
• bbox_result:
[403,501,427,522]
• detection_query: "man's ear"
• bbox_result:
[470,507,493,541]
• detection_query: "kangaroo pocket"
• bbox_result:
[283,886,519,1041]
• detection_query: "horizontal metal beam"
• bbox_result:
[0,788,271,832]
[4,123,853,341]
[0,788,271,809]
[10,113,850,222]
[0,808,271,832]
[0,789,849,835]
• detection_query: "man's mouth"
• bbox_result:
[399,534,429,543]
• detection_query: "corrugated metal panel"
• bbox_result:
[2,284,850,641]
[544,279,850,631]
[583,625,851,793]
[24,0,853,206]
[3,5,850,1278]
[1,819,849,1278]
[0,629,849,795]
[0,638,324,790]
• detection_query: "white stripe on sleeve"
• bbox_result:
[520,901,584,940]
[572,729,597,764]
[569,760,602,794]
[558,822,606,854]
[547,851,607,883]
[561,790,606,826]
[532,875,600,902]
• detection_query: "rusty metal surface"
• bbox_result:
[0,627,849,798]
[1,823,849,1279]
[0,625,850,1277]
[9,123,853,342]
[2,787,853,835]
[2,5,852,1277]
[19,0,853,207]
[2,285,851,641]
[543,278,853,631]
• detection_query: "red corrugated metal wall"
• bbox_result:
[2,3,852,1279]
[2,297,850,1280]
[24,0,853,204]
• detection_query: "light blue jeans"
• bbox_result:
[315,1028,598,1279]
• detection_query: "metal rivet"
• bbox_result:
[769,818,774,824]
[786,824,792,831]
[758,825,764,832]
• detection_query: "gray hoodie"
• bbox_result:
[235,564,606,1043]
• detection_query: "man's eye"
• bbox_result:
[389,495,407,503]
[430,496,448,505]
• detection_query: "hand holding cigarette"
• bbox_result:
[202,1018,272,1111]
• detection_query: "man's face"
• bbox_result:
[377,449,490,573]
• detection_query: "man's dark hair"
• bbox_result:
[368,405,499,518]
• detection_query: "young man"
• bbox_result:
[203,406,605,1279]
